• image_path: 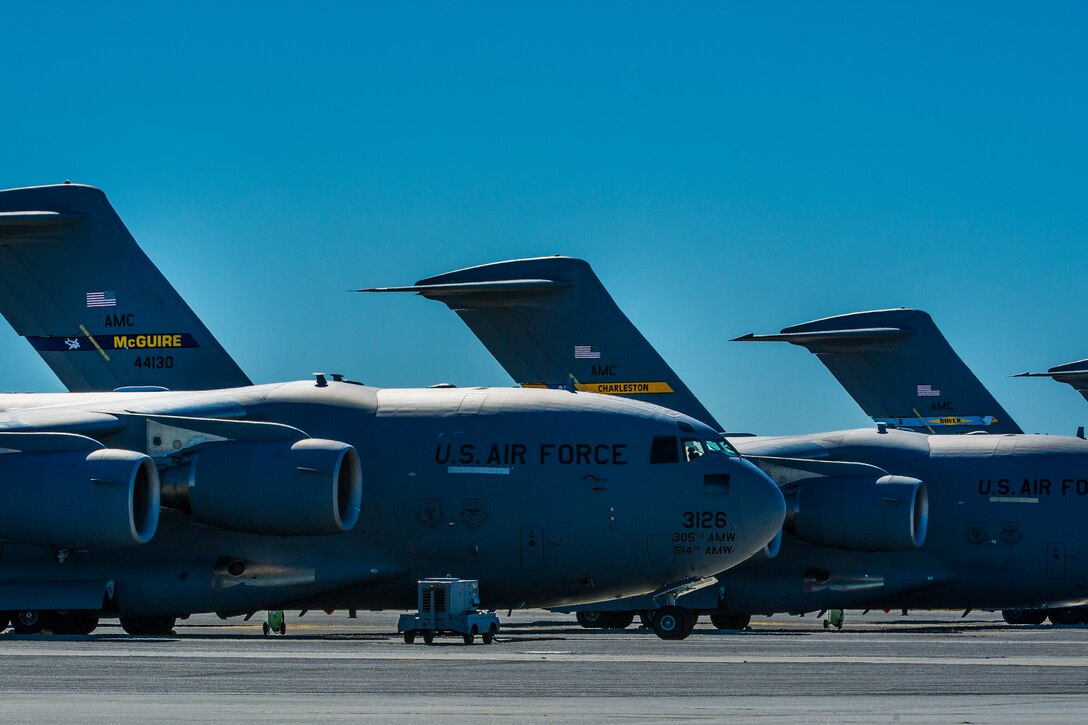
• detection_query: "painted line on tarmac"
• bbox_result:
[2,646,1088,667]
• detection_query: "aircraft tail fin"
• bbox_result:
[734,308,1022,434]
[0,183,251,391]
[1014,359,1088,406]
[360,256,724,430]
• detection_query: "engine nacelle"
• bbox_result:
[0,448,159,548]
[161,438,362,536]
[784,475,927,551]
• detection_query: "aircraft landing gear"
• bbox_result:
[1047,607,1083,625]
[120,616,177,635]
[575,611,603,628]
[12,610,42,634]
[0,613,8,632]
[650,606,695,640]
[1001,609,1047,625]
[575,611,635,629]
[50,612,99,635]
[710,612,751,631]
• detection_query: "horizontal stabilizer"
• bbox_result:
[1015,358,1088,405]
[732,327,908,345]
[360,256,724,430]
[358,278,570,299]
[735,308,1021,435]
[0,183,251,392]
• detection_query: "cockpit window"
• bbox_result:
[650,436,679,464]
[705,439,740,457]
[682,439,705,461]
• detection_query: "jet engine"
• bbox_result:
[0,446,160,548]
[161,438,362,536]
[783,475,928,551]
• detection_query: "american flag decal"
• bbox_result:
[86,291,116,308]
[917,384,940,397]
[574,345,601,359]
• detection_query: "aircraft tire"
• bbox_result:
[601,612,635,629]
[0,613,9,632]
[1079,608,1088,625]
[710,612,752,631]
[119,616,177,636]
[576,611,604,628]
[651,606,694,640]
[1002,609,1046,625]
[1048,608,1083,626]
[12,610,42,635]
[638,611,653,628]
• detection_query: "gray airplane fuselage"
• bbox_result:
[713,428,1088,613]
[0,381,785,617]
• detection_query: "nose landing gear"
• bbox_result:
[650,606,695,640]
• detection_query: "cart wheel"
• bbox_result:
[482,624,496,644]
[462,631,475,645]
[403,630,416,644]
[279,622,286,635]
[423,630,434,644]
[263,622,270,636]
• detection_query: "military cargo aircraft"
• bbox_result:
[364,256,1088,632]
[0,186,787,638]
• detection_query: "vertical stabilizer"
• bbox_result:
[360,256,723,430]
[734,309,1021,434]
[0,183,251,391]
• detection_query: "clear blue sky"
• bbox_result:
[1,2,1086,436]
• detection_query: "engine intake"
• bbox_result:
[161,438,362,536]
[0,448,159,548]
[783,475,927,551]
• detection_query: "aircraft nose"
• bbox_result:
[734,460,786,556]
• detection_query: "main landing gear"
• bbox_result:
[1001,608,1088,626]
[576,611,635,629]
[119,616,177,635]
[3,610,99,635]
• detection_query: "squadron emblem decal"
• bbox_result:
[416,498,444,528]
[999,521,1023,545]
[965,521,987,545]
[459,499,489,529]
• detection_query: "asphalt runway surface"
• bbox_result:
[3,609,1088,723]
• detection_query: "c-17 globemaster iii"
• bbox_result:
[0,185,786,639]
[365,255,1088,631]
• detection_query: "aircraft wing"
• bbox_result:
[1014,359,1088,405]
[359,256,725,430]
[734,309,1022,434]
[0,184,251,392]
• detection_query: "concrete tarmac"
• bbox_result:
[2,609,1088,723]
